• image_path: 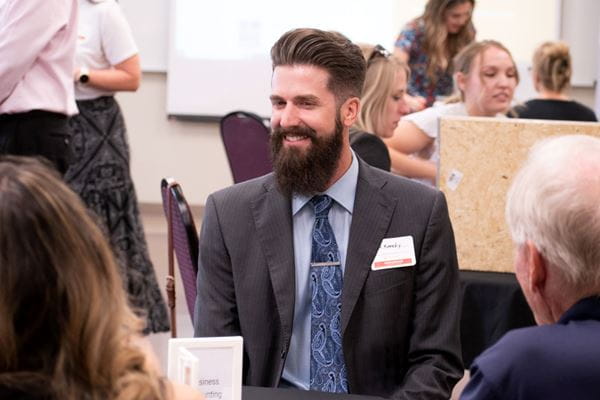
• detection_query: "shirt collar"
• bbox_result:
[558,296,600,324]
[292,150,359,216]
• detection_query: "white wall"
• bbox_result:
[117,73,233,206]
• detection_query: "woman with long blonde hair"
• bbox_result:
[351,44,410,171]
[394,0,475,111]
[386,40,518,185]
[0,156,202,400]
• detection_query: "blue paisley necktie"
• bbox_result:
[309,195,348,393]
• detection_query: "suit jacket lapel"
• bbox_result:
[251,176,296,345]
[341,162,397,334]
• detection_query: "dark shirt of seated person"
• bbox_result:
[195,28,463,399]
[509,41,597,122]
[510,98,597,122]
[349,129,390,171]
[350,44,410,172]
[0,156,202,400]
[460,135,600,400]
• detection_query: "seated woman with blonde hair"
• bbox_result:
[351,44,410,171]
[0,156,203,400]
[510,41,597,122]
[385,40,518,185]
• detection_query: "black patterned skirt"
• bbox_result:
[66,96,169,333]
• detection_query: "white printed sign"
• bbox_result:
[371,236,416,270]
[168,336,243,400]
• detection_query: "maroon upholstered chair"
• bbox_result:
[220,111,273,183]
[161,178,199,337]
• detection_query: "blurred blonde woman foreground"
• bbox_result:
[385,40,519,185]
[0,156,202,400]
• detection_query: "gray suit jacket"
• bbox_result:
[194,160,463,399]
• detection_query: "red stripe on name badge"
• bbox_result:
[373,258,412,268]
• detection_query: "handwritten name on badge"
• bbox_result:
[371,236,416,270]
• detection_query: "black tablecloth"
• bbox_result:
[459,270,536,366]
[243,386,383,400]
[230,271,535,400]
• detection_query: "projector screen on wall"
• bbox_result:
[167,0,398,119]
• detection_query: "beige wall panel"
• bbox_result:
[438,117,600,272]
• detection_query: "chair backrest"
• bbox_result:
[220,110,273,183]
[161,178,199,336]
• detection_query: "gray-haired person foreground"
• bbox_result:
[461,135,600,400]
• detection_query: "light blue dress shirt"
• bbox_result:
[281,152,359,389]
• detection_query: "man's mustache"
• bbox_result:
[271,125,318,142]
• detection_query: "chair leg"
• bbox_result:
[166,275,177,338]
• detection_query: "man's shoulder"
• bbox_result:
[356,162,445,223]
[469,317,600,398]
[209,173,275,204]
[480,325,542,358]
[359,161,440,200]
[468,326,543,390]
[473,324,573,376]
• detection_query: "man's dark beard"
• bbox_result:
[270,115,344,197]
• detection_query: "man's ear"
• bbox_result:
[340,97,360,127]
[526,241,547,294]
[455,72,467,93]
[523,240,557,325]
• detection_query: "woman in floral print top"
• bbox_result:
[394,0,475,111]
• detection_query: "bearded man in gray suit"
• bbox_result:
[194,28,463,399]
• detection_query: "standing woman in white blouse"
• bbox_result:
[66,0,169,333]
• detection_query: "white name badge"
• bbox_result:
[371,236,416,270]
[168,336,243,400]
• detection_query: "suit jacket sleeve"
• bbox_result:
[395,191,463,399]
[194,194,240,336]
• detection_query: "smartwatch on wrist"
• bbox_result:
[78,67,90,84]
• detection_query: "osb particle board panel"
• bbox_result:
[438,116,600,272]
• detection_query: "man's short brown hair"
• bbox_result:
[271,28,366,104]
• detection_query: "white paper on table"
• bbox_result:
[168,336,243,400]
